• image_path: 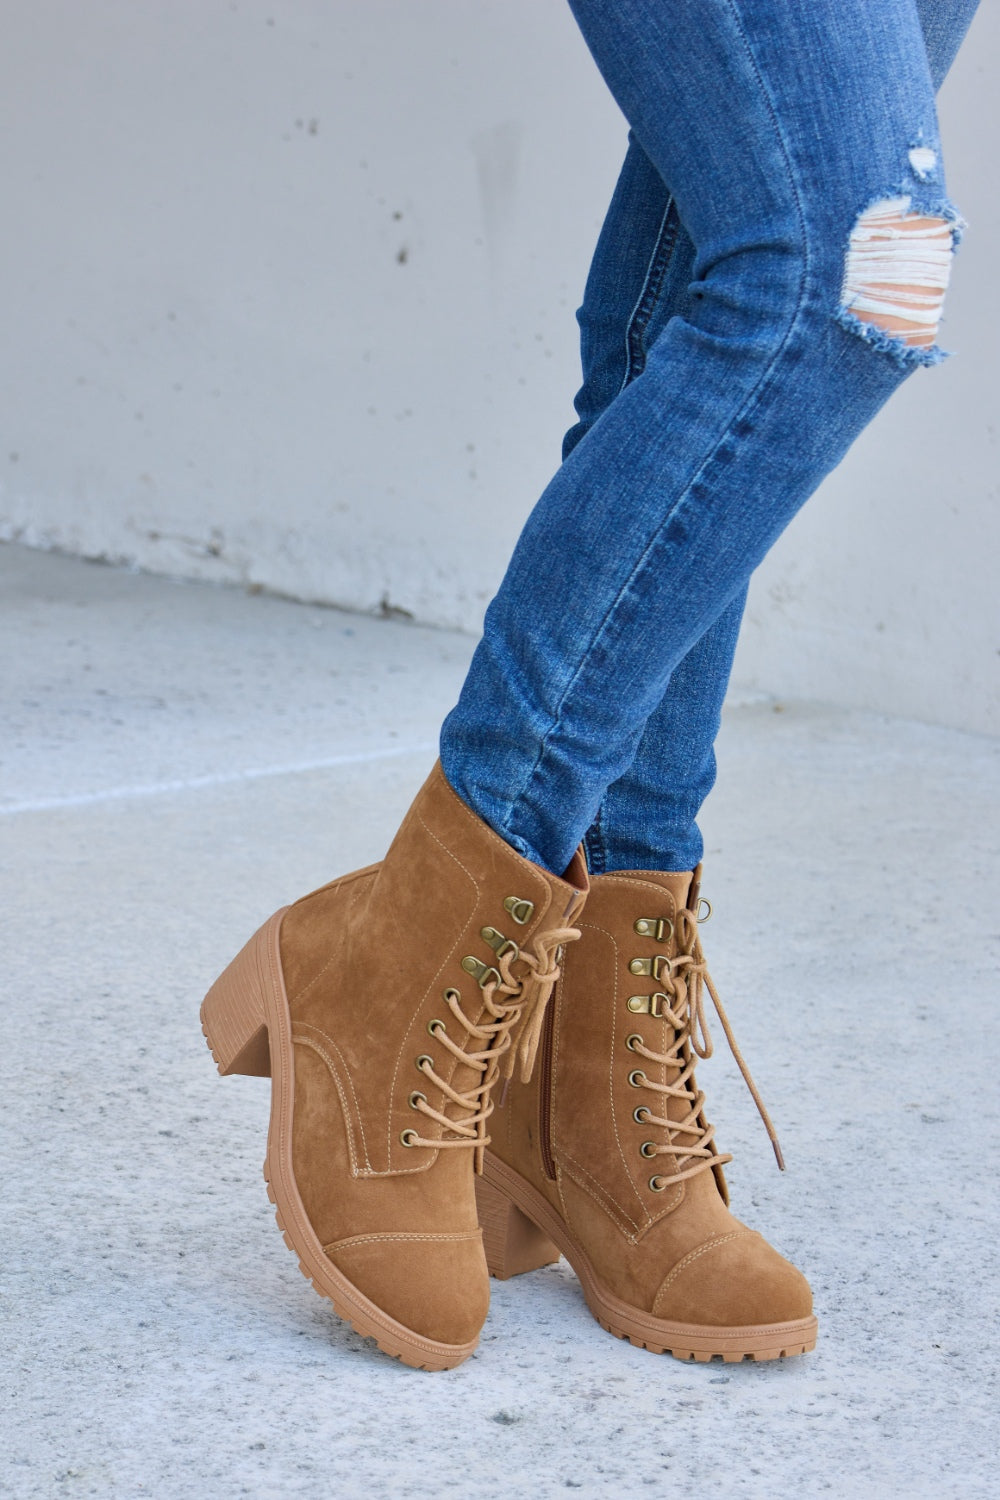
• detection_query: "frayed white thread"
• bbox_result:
[841,196,953,347]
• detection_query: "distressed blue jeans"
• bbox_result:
[440,0,978,876]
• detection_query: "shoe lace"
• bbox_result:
[630,902,785,1187]
[404,920,580,1170]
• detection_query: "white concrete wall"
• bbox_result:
[1,0,997,734]
[0,0,620,626]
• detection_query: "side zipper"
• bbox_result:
[538,979,557,1181]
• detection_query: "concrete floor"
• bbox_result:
[2,542,998,1500]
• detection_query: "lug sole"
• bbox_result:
[479,1153,817,1363]
[201,910,479,1372]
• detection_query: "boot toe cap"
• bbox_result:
[324,1231,490,1349]
[652,1229,813,1328]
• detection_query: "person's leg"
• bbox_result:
[468,3,976,1360]
[558,133,746,874]
[441,0,966,879]
[571,0,979,875]
[915,0,980,88]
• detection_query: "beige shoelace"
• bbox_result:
[631,905,785,1187]
[406,923,580,1170]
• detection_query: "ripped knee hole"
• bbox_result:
[841,196,954,350]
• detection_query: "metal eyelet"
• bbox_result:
[409,1091,426,1110]
[649,1175,667,1192]
[427,1018,445,1037]
[504,895,534,925]
[628,1069,645,1088]
[625,1033,643,1052]
[443,987,462,1004]
[633,1106,650,1124]
[400,1129,419,1147]
[640,1141,657,1158]
[415,1054,433,1073]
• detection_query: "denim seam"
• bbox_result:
[591,195,679,868]
[497,0,811,857]
[619,195,679,393]
[584,803,605,876]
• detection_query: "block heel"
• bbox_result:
[200,909,287,1077]
[475,1172,561,1279]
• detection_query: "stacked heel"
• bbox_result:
[200,911,286,1077]
[475,1172,561,1279]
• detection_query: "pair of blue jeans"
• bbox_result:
[440,0,978,877]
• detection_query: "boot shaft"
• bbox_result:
[279,763,587,1174]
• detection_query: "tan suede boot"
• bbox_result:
[476,867,817,1363]
[200,763,587,1370]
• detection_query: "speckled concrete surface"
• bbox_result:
[2,544,998,1500]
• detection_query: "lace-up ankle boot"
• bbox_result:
[201,762,587,1370]
[476,867,817,1363]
